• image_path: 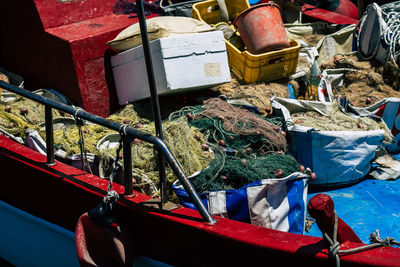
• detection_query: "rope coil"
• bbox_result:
[356,2,400,66]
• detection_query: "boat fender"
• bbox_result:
[307,193,363,244]
[75,212,134,267]
[75,197,134,266]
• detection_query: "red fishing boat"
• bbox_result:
[1,0,400,266]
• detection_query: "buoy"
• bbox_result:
[307,194,363,244]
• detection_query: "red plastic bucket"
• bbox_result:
[233,2,289,54]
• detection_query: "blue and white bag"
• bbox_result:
[173,173,309,235]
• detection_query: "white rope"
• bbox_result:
[382,11,400,66]
[356,2,400,66]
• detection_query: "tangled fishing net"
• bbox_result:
[107,104,150,126]
[48,124,114,155]
[184,143,302,194]
[36,104,149,156]
[0,105,33,135]
[209,76,289,115]
[321,54,400,106]
[97,117,214,198]
[291,100,393,144]
[0,91,65,136]
[169,97,287,155]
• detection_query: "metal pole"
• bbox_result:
[135,0,167,206]
[123,137,134,196]
[45,106,55,166]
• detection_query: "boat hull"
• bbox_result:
[1,135,400,266]
[0,200,78,267]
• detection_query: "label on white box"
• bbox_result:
[204,63,221,77]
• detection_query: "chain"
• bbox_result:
[73,107,92,174]
[104,124,128,203]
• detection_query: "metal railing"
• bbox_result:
[0,80,217,224]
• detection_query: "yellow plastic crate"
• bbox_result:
[193,0,300,83]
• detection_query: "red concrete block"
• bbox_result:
[0,0,156,117]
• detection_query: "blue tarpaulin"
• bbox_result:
[306,154,400,244]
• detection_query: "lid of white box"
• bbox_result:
[111,31,227,67]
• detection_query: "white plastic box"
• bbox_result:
[111,31,231,104]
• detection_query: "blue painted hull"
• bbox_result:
[0,200,171,267]
[0,200,79,267]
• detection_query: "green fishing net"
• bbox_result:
[186,144,302,194]
[0,91,301,201]
[0,89,69,137]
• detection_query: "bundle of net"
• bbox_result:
[291,100,393,144]
[169,97,287,155]
[0,96,64,136]
[39,104,147,156]
[98,117,214,199]
[187,144,302,194]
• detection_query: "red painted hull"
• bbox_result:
[1,135,400,266]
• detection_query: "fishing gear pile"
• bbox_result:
[187,143,302,194]
[321,54,400,107]
[0,90,63,136]
[210,77,289,115]
[39,104,148,156]
[292,100,393,144]
[97,116,214,198]
[169,97,287,155]
[50,123,114,156]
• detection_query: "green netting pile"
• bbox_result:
[169,97,287,155]
[185,144,302,194]
[0,105,33,135]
